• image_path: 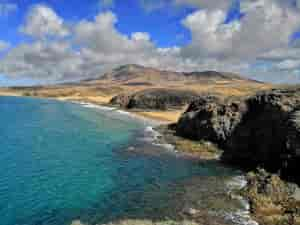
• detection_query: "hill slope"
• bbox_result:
[95,64,252,84]
[0,64,272,123]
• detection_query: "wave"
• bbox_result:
[141,126,176,152]
[72,101,161,127]
[225,176,259,225]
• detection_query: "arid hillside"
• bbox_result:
[0,64,273,122]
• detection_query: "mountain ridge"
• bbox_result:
[82,64,258,84]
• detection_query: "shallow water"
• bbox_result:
[0,97,247,225]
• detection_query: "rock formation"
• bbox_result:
[176,87,300,183]
[110,89,199,110]
[176,95,246,144]
[242,169,300,225]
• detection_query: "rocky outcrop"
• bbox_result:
[110,89,199,110]
[242,169,300,225]
[110,93,131,108]
[176,95,247,144]
[225,88,300,178]
[176,87,300,183]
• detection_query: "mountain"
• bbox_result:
[95,64,252,84]
[99,64,182,83]
[0,64,272,113]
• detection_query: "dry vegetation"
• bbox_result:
[0,65,274,122]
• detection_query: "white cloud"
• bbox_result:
[20,5,69,39]
[0,40,10,51]
[0,41,85,80]
[2,2,300,83]
[74,11,154,54]
[0,3,17,17]
[276,59,300,70]
[181,9,240,58]
[181,0,300,60]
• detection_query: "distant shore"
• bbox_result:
[0,92,182,124]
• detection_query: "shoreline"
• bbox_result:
[0,93,175,124]
[54,97,178,125]
[66,98,260,225]
[0,94,262,225]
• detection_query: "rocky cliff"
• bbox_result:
[110,89,199,110]
[176,95,246,144]
[176,87,300,183]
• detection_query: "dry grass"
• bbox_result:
[0,77,274,123]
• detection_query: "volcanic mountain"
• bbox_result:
[94,64,252,84]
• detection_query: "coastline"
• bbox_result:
[55,97,178,125]
[67,96,300,225]
[0,94,259,225]
[57,97,261,225]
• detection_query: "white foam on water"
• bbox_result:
[141,126,177,152]
[74,102,115,111]
[225,176,259,225]
[72,101,160,127]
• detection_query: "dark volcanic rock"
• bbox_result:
[176,86,300,183]
[110,93,131,107]
[176,95,247,144]
[225,87,300,176]
[110,89,199,110]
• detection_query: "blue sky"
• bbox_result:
[0,0,300,85]
[0,0,197,47]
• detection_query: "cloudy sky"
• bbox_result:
[0,0,300,85]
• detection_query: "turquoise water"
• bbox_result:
[0,97,237,225]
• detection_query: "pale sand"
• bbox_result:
[133,109,184,123]
[0,91,23,97]
[56,95,113,105]
[0,91,176,123]
[55,95,180,123]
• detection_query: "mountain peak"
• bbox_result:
[98,64,254,83]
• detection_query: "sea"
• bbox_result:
[0,96,257,225]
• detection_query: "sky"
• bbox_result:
[0,0,300,85]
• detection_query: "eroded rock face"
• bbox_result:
[176,87,300,183]
[176,95,247,144]
[225,88,300,175]
[110,89,199,110]
[110,94,131,108]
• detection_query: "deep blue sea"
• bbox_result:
[0,96,246,225]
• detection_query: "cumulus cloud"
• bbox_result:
[74,11,154,54]
[1,1,300,83]
[20,5,69,39]
[181,0,300,60]
[0,3,18,17]
[181,9,240,58]
[0,41,84,80]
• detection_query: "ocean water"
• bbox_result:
[0,96,247,225]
